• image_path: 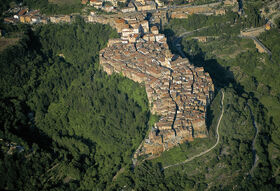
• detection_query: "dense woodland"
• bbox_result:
[0,18,153,190]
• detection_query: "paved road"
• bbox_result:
[164,91,225,169]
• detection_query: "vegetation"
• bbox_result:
[0,18,152,190]
[152,138,216,166]
[110,7,279,189]
[0,0,83,16]
[166,8,265,37]
[259,28,280,63]
[1,0,279,190]
[160,9,280,188]
[166,13,239,34]
[22,0,84,15]
[242,6,266,28]
[0,0,13,15]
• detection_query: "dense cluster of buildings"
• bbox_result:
[4,1,229,25]
[84,0,159,13]
[3,7,74,24]
[86,0,229,31]
[85,0,228,17]
[4,8,49,24]
[99,15,214,156]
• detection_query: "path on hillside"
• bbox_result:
[172,26,209,59]
[178,26,209,38]
[164,90,224,170]
[247,104,259,175]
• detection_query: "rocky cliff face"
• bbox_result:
[99,18,214,157]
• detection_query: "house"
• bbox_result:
[19,16,25,23]
[20,15,32,23]
[140,20,149,33]
[107,39,122,46]
[50,15,71,23]
[28,10,40,16]
[155,0,164,7]
[121,2,136,13]
[31,16,40,24]
[81,0,88,5]
[4,17,17,23]
[155,34,165,42]
[24,15,32,23]
[197,36,207,42]
[215,9,226,15]
[151,26,159,34]
[265,23,271,30]
[40,18,48,24]
[17,9,28,17]
[102,4,115,12]
[90,0,103,9]
[134,1,156,11]
[114,18,129,33]
[105,0,126,7]
[121,27,140,43]
[14,8,28,20]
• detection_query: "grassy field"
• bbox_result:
[152,138,216,166]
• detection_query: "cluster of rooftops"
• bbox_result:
[4,8,49,24]
[99,14,214,156]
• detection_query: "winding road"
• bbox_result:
[164,90,224,169]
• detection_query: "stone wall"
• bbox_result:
[240,26,265,37]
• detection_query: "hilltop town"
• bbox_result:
[1,0,280,190]
[99,13,214,157]
[1,0,276,158]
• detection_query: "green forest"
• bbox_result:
[0,18,153,190]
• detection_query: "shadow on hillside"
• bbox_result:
[0,98,53,151]
[163,29,236,88]
[163,28,249,136]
